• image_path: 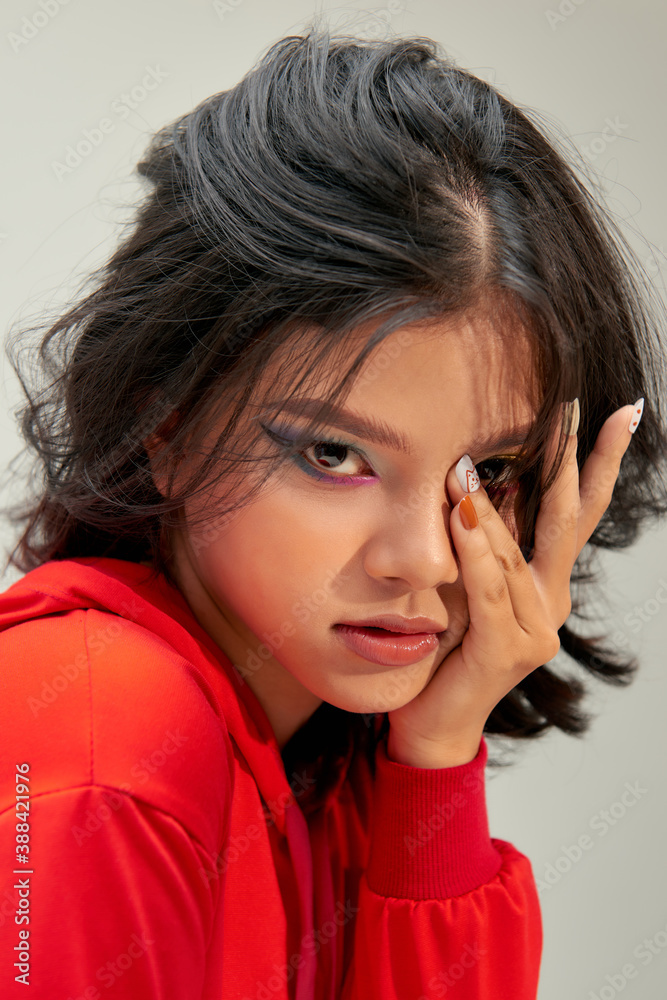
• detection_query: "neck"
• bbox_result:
[167,530,323,751]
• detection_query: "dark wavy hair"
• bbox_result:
[4,23,667,791]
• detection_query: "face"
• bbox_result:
[159,310,539,747]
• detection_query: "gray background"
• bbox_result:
[1,1,666,997]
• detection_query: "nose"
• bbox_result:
[361,486,460,590]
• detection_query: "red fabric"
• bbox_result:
[0,557,542,998]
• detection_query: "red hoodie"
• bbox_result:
[0,556,542,999]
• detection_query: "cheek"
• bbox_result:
[190,496,347,617]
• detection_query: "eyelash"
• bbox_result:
[261,424,372,484]
[260,423,520,491]
[480,458,520,497]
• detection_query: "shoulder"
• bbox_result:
[0,607,233,854]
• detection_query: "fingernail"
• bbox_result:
[563,397,580,436]
[628,397,644,434]
[459,494,478,530]
[455,454,480,493]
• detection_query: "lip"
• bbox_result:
[334,614,446,634]
[332,623,445,666]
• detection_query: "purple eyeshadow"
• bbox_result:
[259,422,376,486]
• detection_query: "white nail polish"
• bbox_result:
[564,397,580,436]
[628,398,644,434]
[455,454,480,493]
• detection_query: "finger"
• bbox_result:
[575,399,643,554]
[451,481,559,642]
[450,494,513,644]
[530,400,581,601]
[450,491,553,654]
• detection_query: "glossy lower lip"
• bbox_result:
[332,624,444,666]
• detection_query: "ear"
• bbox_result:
[142,430,170,497]
[138,395,183,498]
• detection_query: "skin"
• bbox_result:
[146,309,638,767]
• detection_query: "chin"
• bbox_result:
[313,667,429,716]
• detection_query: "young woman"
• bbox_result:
[1,25,666,1000]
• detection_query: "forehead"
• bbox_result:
[254,299,541,422]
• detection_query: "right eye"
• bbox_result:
[475,456,519,494]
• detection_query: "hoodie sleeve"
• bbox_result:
[0,608,232,1000]
[340,736,542,999]
[0,786,223,999]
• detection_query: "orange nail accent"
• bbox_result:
[459,494,478,530]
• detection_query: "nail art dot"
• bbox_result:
[628,397,645,435]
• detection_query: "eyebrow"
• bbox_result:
[266,397,534,456]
